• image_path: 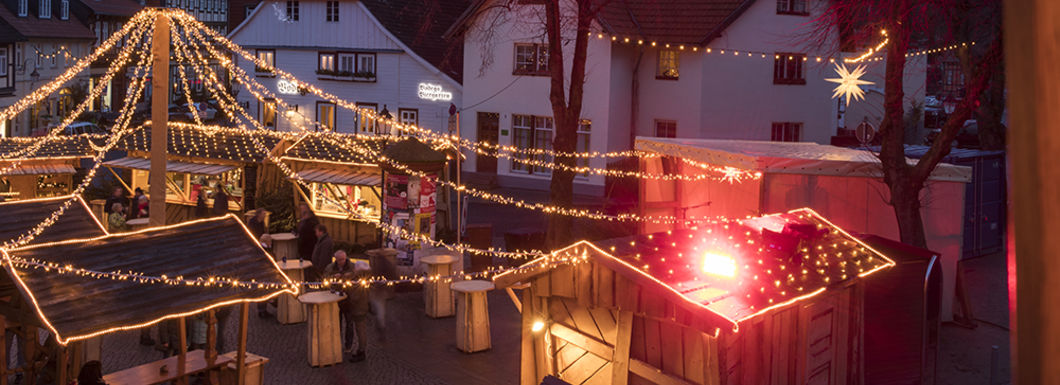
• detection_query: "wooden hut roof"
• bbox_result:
[282,132,389,165]
[0,196,106,246]
[118,124,286,164]
[0,135,102,160]
[494,208,894,331]
[0,216,295,344]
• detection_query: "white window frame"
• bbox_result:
[771,122,802,142]
[338,53,355,74]
[60,0,68,20]
[576,119,591,175]
[318,52,335,72]
[356,53,375,76]
[316,101,336,131]
[18,0,27,17]
[255,49,274,74]
[39,0,51,19]
[511,114,553,175]
[286,1,299,21]
[0,48,7,77]
[655,119,676,138]
[398,108,418,126]
[356,102,377,133]
[326,1,339,22]
[513,43,548,75]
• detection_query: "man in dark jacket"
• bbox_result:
[296,203,319,261]
[103,187,128,215]
[309,224,333,281]
[323,251,369,362]
[212,187,229,216]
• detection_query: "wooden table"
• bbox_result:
[421,254,459,318]
[126,217,150,232]
[219,351,269,385]
[269,233,298,261]
[103,349,233,385]
[277,260,312,324]
[451,280,495,353]
[298,291,346,367]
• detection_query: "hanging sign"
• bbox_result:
[417,83,453,102]
[277,79,299,95]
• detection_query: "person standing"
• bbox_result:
[247,209,267,238]
[195,193,209,218]
[212,186,229,217]
[103,187,128,215]
[131,195,149,220]
[310,224,334,282]
[324,252,369,362]
[296,203,319,261]
[369,250,397,336]
[257,234,274,318]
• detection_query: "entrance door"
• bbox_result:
[476,112,499,173]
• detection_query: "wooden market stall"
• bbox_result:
[378,138,447,268]
[0,215,295,385]
[0,136,99,201]
[280,132,388,246]
[634,137,970,322]
[103,123,285,224]
[493,208,895,385]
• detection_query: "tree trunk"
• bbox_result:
[977,56,1006,150]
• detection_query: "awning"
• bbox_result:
[0,163,76,176]
[296,168,382,186]
[104,156,236,176]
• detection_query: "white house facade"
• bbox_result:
[228,0,463,136]
[452,0,925,195]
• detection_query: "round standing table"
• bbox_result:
[451,280,494,353]
[269,233,298,261]
[298,291,346,367]
[421,254,459,318]
[126,217,150,232]
[277,260,312,324]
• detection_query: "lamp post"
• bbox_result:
[943,93,958,115]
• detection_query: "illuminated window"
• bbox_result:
[326,1,339,22]
[576,119,591,175]
[773,52,806,84]
[771,122,802,142]
[655,119,676,138]
[254,49,274,74]
[317,52,335,73]
[285,1,299,21]
[260,98,276,129]
[511,114,552,175]
[657,50,679,79]
[356,102,377,133]
[310,183,381,220]
[776,0,807,15]
[513,43,548,75]
[316,102,335,131]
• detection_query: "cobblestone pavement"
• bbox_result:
[99,289,521,385]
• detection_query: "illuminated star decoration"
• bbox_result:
[825,63,874,106]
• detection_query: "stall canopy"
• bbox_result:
[494,208,894,331]
[635,138,972,182]
[296,168,381,186]
[0,216,295,344]
[282,133,389,165]
[118,123,285,163]
[103,156,236,176]
[0,196,106,245]
[0,135,100,160]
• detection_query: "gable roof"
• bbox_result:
[445,0,753,46]
[0,1,95,40]
[494,208,894,332]
[118,123,287,164]
[360,0,469,83]
[0,135,102,160]
[0,196,107,246]
[1,215,295,344]
[282,131,390,166]
[71,0,143,17]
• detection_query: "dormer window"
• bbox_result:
[60,0,68,20]
[39,0,52,19]
[17,0,27,17]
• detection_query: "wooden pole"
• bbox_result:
[1006,0,1060,382]
[237,303,248,385]
[177,317,187,385]
[206,310,217,363]
[149,11,170,227]
[0,316,7,385]
[56,346,66,385]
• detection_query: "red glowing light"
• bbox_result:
[702,251,737,278]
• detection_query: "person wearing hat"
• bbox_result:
[324,251,370,362]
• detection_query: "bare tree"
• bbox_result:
[813,0,1002,247]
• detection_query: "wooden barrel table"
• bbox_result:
[277,260,312,324]
[451,280,494,353]
[126,217,150,232]
[269,233,298,261]
[298,291,346,367]
[421,254,459,318]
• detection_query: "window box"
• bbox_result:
[315,69,375,82]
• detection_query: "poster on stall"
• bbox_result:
[407,176,421,208]
[388,212,413,265]
[385,175,408,209]
[419,175,436,213]
[414,212,434,240]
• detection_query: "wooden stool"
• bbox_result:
[126,217,150,232]
[298,291,346,367]
[269,233,298,261]
[451,280,494,353]
[277,260,312,324]
[421,254,459,318]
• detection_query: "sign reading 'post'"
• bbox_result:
[417,83,452,102]
[277,79,299,95]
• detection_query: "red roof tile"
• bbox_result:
[74,0,144,17]
[0,3,95,40]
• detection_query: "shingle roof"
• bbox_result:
[361,0,469,83]
[118,124,287,164]
[283,132,390,165]
[0,196,106,246]
[0,1,95,40]
[595,0,753,45]
[72,0,143,17]
[0,135,101,159]
[1,216,295,344]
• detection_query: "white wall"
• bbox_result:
[229,0,460,135]
[7,39,92,137]
[843,55,928,141]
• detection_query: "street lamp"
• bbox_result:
[943,94,957,115]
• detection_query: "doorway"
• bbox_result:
[476,112,499,173]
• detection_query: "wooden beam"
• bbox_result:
[505,287,522,313]
[519,287,537,385]
[549,323,614,360]
[177,317,187,385]
[56,346,67,385]
[237,303,249,385]
[206,310,217,363]
[148,11,170,227]
[0,303,43,328]
[629,358,695,385]
[611,311,634,385]
[0,315,7,385]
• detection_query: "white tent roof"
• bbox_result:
[635,137,972,183]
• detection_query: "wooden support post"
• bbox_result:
[148,10,169,227]
[611,311,634,385]
[0,315,7,385]
[24,327,35,385]
[177,317,188,385]
[237,303,249,385]
[56,346,67,385]
[206,310,217,363]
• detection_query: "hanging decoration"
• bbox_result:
[825,63,874,106]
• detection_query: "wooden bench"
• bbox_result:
[103,349,234,385]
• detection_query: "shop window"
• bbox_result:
[771,122,802,142]
[657,50,679,79]
[310,183,381,220]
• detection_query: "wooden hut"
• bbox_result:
[0,195,107,244]
[280,132,388,246]
[379,138,447,267]
[0,215,295,384]
[103,123,285,223]
[0,136,99,200]
[493,208,895,385]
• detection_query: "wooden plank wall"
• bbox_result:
[317,216,379,246]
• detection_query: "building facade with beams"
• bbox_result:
[70,0,144,114]
[160,0,228,33]
[0,0,95,138]
[228,0,464,136]
[448,0,924,195]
